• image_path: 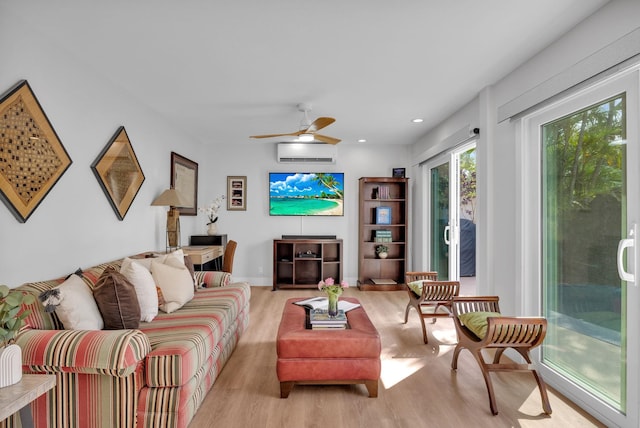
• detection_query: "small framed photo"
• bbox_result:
[392,167,406,178]
[376,206,392,225]
[227,176,247,211]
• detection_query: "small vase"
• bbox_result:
[207,223,218,235]
[378,252,388,259]
[326,289,342,317]
[0,344,23,388]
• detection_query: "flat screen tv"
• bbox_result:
[269,172,344,216]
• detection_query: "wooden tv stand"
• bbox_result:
[273,238,343,290]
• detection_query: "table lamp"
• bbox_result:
[151,187,189,250]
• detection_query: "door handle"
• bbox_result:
[444,225,450,245]
[618,225,636,283]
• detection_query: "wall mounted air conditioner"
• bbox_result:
[277,143,337,163]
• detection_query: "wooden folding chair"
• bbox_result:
[451,296,552,415]
[404,272,459,344]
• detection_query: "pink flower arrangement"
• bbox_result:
[318,277,349,294]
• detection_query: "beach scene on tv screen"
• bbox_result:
[269,172,344,216]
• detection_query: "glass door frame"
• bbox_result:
[423,141,476,281]
[518,67,640,427]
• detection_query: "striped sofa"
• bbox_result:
[2,257,251,428]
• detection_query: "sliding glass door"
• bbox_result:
[426,143,476,282]
[526,69,639,427]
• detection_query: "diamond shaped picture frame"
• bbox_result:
[91,126,145,220]
[0,80,73,222]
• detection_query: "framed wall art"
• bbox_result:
[0,80,72,222]
[227,176,247,211]
[392,167,406,178]
[171,152,198,215]
[91,126,145,220]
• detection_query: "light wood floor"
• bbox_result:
[189,287,605,428]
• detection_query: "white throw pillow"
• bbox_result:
[120,258,159,322]
[41,274,104,330]
[151,260,194,313]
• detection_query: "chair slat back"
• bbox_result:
[405,271,437,283]
[452,296,500,317]
[486,317,547,347]
[423,281,460,301]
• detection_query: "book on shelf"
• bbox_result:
[374,237,392,243]
[378,185,390,199]
[370,278,397,285]
[294,297,361,312]
[310,309,347,324]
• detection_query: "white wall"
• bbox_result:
[0,3,410,288]
[410,0,640,315]
[194,143,409,286]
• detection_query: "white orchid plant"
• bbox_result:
[199,195,225,225]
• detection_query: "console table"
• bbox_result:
[0,374,56,428]
[182,246,224,271]
[189,234,227,270]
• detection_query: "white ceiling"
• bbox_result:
[7,0,609,146]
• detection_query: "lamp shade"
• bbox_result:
[151,188,190,207]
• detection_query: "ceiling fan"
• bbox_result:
[250,103,341,145]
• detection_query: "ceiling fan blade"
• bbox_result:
[250,132,296,139]
[314,134,341,145]
[305,117,335,133]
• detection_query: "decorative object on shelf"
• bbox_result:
[375,206,392,225]
[170,152,198,216]
[392,168,406,178]
[199,195,225,235]
[318,277,349,317]
[0,284,35,387]
[92,126,145,220]
[376,245,389,259]
[227,176,247,211]
[0,80,72,223]
[151,187,189,251]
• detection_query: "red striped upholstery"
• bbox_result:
[2,256,250,428]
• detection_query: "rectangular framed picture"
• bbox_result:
[392,167,406,178]
[227,176,247,211]
[171,152,198,216]
[376,206,392,225]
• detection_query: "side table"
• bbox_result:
[0,374,56,428]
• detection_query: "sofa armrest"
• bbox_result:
[17,329,151,377]
[196,271,231,288]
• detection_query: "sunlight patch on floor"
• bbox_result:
[380,355,426,389]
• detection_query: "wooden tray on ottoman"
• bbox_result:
[276,297,381,398]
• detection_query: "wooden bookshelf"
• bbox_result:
[357,177,408,290]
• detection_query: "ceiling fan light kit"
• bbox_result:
[250,103,341,145]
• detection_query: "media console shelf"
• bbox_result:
[273,238,343,290]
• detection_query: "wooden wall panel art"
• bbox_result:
[0,80,72,222]
[92,126,145,220]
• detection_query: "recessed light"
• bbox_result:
[411,118,424,123]
[358,139,367,143]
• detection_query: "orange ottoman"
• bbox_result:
[276,297,381,397]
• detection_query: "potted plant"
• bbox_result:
[376,245,389,259]
[0,285,35,387]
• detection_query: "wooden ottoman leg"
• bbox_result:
[280,381,294,398]
[364,380,378,398]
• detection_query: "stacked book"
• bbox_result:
[377,185,390,199]
[373,229,392,243]
[310,309,348,330]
